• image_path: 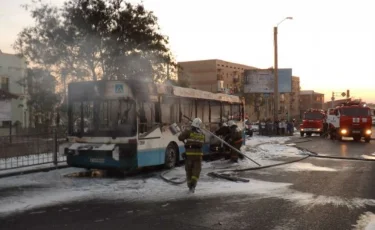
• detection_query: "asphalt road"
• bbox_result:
[2,134,375,230]
[290,126,375,158]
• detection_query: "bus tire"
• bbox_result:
[164,143,178,169]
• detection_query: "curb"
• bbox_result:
[0,165,69,179]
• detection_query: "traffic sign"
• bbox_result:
[115,84,124,93]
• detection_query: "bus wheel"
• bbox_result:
[165,143,178,169]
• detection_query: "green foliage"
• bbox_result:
[14,0,173,83]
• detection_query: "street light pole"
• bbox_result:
[273,26,279,122]
[273,17,292,122]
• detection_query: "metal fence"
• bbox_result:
[0,129,67,171]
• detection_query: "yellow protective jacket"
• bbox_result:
[178,128,205,156]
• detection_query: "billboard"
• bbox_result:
[0,101,11,122]
[244,68,292,93]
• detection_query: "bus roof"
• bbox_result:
[68,80,242,104]
[156,84,241,103]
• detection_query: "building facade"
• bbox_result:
[251,76,300,121]
[178,59,256,94]
[281,76,301,120]
[178,59,304,122]
[0,50,29,129]
[299,90,325,117]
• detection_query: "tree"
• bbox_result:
[18,68,61,130]
[14,0,174,85]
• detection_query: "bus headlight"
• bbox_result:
[366,129,372,135]
[340,129,347,134]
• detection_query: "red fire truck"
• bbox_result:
[326,100,372,142]
[300,109,326,137]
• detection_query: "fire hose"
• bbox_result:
[160,116,312,185]
[182,115,261,166]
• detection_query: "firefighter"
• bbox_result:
[215,122,231,159]
[178,118,205,193]
[227,120,244,163]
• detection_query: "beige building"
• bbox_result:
[178,59,303,121]
[178,59,256,94]
[299,90,325,117]
[0,51,29,132]
[281,76,301,120]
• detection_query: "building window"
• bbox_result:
[1,77,9,91]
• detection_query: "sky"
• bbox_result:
[1,0,375,103]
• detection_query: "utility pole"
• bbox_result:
[273,26,279,122]
[273,16,292,121]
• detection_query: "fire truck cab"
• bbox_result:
[326,100,372,142]
[300,109,326,137]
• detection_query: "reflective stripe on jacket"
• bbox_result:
[178,129,205,155]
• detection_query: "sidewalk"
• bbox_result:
[0,163,69,178]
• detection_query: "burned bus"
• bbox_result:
[60,80,245,171]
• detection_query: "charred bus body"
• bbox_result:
[60,80,245,171]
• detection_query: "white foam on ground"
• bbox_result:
[245,135,291,147]
[0,162,68,177]
[352,212,375,230]
[274,162,337,172]
[0,163,369,217]
[0,133,340,216]
[361,155,375,160]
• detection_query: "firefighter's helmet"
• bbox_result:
[191,118,202,128]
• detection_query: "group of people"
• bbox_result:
[178,118,243,193]
[257,118,296,136]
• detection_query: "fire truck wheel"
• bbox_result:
[306,133,312,137]
[300,132,304,137]
[365,138,371,143]
[353,136,361,142]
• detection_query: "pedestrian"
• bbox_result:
[178,118,205,193]
[287,121,292,135]
[279,120,284,135]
